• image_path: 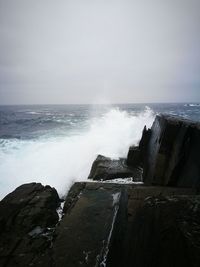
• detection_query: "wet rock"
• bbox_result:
[53,182,123,267]
[63,182,86,214]
[0,181,199,267]
[124,195,200,267]
[142,115,200,188]
[48,182,198,267]
[0,182,60,267]
[88,155,134,181]
[106,186,199,267]
[138,125,152,163]
[127,146,141,167]
[127,126,151,168]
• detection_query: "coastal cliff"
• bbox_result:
[0,115,200,267]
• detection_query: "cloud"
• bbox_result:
[0,0,200,104]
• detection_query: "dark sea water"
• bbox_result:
[0,103,200,199]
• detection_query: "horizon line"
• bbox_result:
[0,101,200,106]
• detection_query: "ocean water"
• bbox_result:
[0,103,200,199]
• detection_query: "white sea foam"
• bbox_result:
[0,107,154,199]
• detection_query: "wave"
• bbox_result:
[184,103,200,107]
[0,107,154,199]
[26,111,42,115]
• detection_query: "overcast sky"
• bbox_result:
[0,0,200,104]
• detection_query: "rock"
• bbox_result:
[122,195,200,267]
[142,115,200,188]
[138,125,152,164]
[88,155,135,181]
[127,146,141,167]
[106,186,199,267]
[127,126,151,168]
[0,182,60,267]
[63,182,86,214]
[53,182,123,267]
[0,181,199,267]
[50,182,197,267]
[52,182,198,267]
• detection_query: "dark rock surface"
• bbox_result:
[126,145,141,167]
[141,115,200,188]
[54,183,199,267]
[0,181,199,267]
[120,194,200,267]
[107,185,199,267]
[127,125,151,168]
[0,182,60,267]
[53,182,122,267]
[88,154,142,181]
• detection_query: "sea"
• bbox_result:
[0,103,200,199]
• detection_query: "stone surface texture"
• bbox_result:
[88,155,136,181]
[142,115,200,188]
[0,183,60,267]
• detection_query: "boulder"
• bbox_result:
[88,155,136,181]
[141,115,200,188]
[0,182,60,267]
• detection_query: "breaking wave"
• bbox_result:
[0,107,154,199]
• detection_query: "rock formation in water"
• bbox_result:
[129,114,200,188]
[88,154,142,181]
[0,114,200,267]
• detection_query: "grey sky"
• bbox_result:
[0,0,200,104]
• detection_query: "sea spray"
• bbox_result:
[0,107,154,199]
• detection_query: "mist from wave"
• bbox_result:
[0,107,154,199]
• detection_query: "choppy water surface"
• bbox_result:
[0,103,199,199]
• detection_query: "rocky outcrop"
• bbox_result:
[85,114,200,266]
[1,114,200,267]
[126,146,141,167]
[89,115,200,188]
[53,182,122,267]
[52,182,200,267]
[117,194,200,267]
[140,115,200,188]
[0,183,60,267]
[2,181,198,267]
[88,154,142,181]
[127,125,151,168]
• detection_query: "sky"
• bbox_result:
[0,0,200,104]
